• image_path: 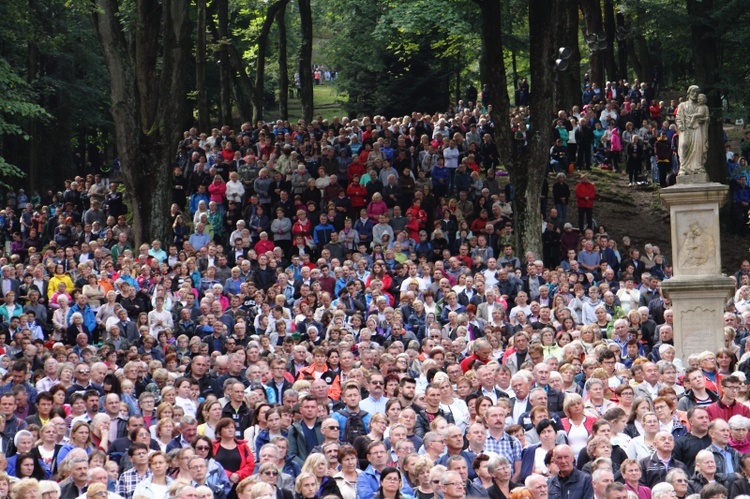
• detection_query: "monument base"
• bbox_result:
[661,275,734,360]
[676,172,710,184]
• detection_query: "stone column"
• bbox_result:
[660,182,734,360]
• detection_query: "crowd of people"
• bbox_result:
[0,82,748,499]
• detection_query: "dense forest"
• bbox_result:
[1,0,750,245]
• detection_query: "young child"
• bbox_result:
[174,377,197,418]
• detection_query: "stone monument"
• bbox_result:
[660,85,734,360]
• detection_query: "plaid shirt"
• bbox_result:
[484,430,522,464]
[117,467,152,499]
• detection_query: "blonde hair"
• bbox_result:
[11,479,39,499]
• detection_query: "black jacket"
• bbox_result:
[639,452,687,488]
[414,407,456,438]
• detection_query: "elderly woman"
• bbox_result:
[583,378,614,418]
[487,455,521,499]
[66,312,91,346]
[294,472,320,499]
[666,469,690,499]
[38,481,60,499]
[9,478,39,499]
[85,483,108,499]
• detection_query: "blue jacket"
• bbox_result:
[331,408,371,442]
[356,465,381,499]
[432,165,450,186]
[67,304,97,336]
[313,223,335,245]
[547,468,594,499]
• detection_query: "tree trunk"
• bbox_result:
[615,12,629,81]
[554,0,581,113]
[507,0,557,260]
[196,0,209,131]
[603,0,618,82]
[217,0,233,125]
[297,0,314,122]
[27,18,39,190]
[206,9,255,123]
[475,0,511,163]
[277,2,289,120]
[90,0,192,246]
[253,0,290,123]
[627,34,650,84]
[580,0,605,89]
[687,0,724,183]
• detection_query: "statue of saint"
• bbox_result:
[675,85,709,176]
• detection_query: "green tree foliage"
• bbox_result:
[0,56,51,186]
[324,0,481,117]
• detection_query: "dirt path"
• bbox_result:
[563,168,748,274]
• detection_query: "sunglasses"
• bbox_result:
[371,381,384,386]
[263,471,279,477]
[195,446,210,451]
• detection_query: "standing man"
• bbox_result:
[117,443,152,499]
[359,374,389,416]
[356,441,389,499]
[640,431,686,488]
[574,174,596,231]
[483,406,522,483]
[414,385,455,438]
[672,406,712,476]
[221,381,251,438]
[332,382,371,444]
[287,395,323,467]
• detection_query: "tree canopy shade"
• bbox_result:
[0,57,50,188]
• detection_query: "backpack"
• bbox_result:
[338,409,368,444]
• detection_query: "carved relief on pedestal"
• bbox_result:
[677,220,715,270]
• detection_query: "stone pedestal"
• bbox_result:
[660,182,734,359]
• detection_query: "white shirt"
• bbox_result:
[360,395,389,415]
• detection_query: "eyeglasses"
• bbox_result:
[673,479,688,484]
[195,446,210,451]
[262,471,279,477]
[443,482,464,487]
[725,385,741,391]
[383,476,400,483]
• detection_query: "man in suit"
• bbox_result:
[522,263,547,302]
[532,362,564,417]
[476,289,502,323]
[0,265,20,302]
[508,373,532,424]
[458,276,483,307]
[108,415,161,461]
[472,364,509,404]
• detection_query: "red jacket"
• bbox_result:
[346,183,368,209]
[706,398,750,421]
[575,181,596,209]
[213,440,255,480]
